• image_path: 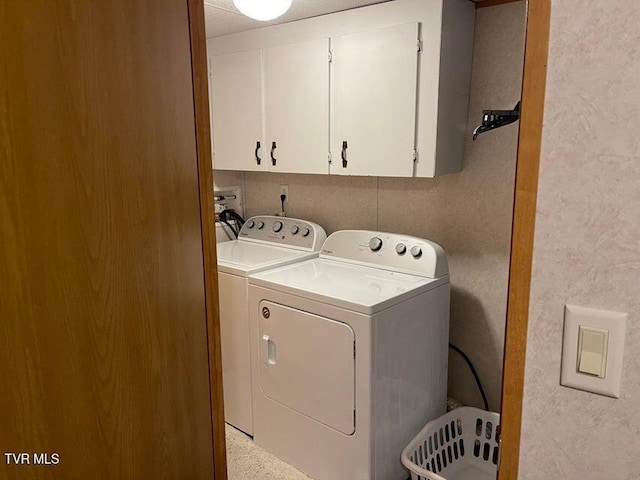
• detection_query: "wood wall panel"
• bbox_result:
[0,1,215,479]
[499,0,551,478]
[186,0,228,478]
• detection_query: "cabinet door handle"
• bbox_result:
[270,141,277,166]
[255,141,261,165]
[341,141,348,168]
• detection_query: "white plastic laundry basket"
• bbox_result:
[401,407,500,480]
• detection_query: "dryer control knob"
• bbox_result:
[272,221,283,233]
[300,227,311,237]
[411,246,423,258]
[290,225,300,235]
[395,243,407,255]
[246,220,255,229]
[257,221,265,229]
[369,237,383,252]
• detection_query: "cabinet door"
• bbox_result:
[265,38,330,174]
[210,49,264,171]
[332,23,419,177]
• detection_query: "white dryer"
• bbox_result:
[217,215,326,436]
[248,230,450,480]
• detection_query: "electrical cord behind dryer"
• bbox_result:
[449,343,489,411]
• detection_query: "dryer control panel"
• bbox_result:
[320,230,449,278]
[239,216,327,252]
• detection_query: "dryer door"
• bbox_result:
[258,301,355,435]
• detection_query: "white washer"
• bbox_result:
[215,221,237,242]
[248,230,450,480]
[217,215,326,436]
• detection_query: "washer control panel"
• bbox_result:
[368,237,383,252]
[239,216,327,252]
[320,230,448,278]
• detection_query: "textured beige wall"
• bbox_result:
[214,1,526,411]
[519,1,640,478]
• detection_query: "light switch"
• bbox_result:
[561,305,627,398]
[577,326,608,377]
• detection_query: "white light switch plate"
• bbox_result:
[561,305,627,398]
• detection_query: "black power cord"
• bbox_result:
[226,209,246,229]
[449,343,489,411]
[218,209,246,239]
[280,193,286,216]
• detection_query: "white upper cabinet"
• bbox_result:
[331,23,419,177]
[207,0,475,177]
[265,38,330,174]
[210,49,264,171]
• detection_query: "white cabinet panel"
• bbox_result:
[207,0,474,177]
[210,49,264,171]
[332,22,419,177]
[259,301,355,435]
[265,38,330,174]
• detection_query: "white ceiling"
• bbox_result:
[204,0,393,38]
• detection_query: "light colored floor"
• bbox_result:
[225,424,311,480]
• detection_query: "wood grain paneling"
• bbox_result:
[499,1,551,479]
[0,1,215,479]
[186,0,228,478]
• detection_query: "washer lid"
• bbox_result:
[217,241,318,277]
[249,258,449,314]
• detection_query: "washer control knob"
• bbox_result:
[257,221,265,230]
[272,221,283,233]
[395,243,407,255]
[290,225,300,235]
[246,220,255,229]
[411,246,423,258]
[300,227,311,237]
[369,237,383,252]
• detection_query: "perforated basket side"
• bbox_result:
[465,409,501,472]
[401,407,500,480]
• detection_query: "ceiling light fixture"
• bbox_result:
[232,0,293,21]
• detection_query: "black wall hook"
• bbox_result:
[472,101,521,141]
